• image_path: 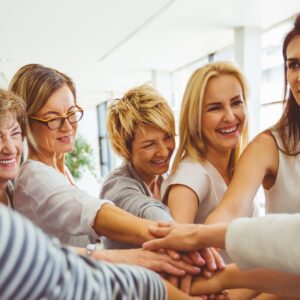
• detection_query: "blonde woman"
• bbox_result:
[100,85,176,248]
[162,61,252,226]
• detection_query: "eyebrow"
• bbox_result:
[40,105,76,117]
[205,95,241,108]
[286,58,299,62]
[140,133,169,145]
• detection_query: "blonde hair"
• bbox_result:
[172,61,249,177]
[0,88,25,135]
[8,64,76,153]
[107,84,175,160]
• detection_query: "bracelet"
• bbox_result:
[85,244,97,257]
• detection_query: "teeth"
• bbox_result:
[0,159,15,165]
[152,159,167,164]
[219,126,237,134]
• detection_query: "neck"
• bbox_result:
[28,150,65,174]
[206,148,232,183]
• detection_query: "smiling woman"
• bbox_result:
[100,84,176,249]
[0,88,24,207]
[161,61,252,226]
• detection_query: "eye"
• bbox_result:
[142,143,155,149]
[287,61,300,70]
[232,99,244,106]
[207,105,221,112]
[164,134,172,140]
[12,131,22,137]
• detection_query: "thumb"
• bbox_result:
[143,238,167,251]
[148,225,172,237]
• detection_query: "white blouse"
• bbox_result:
[13,160,112,247]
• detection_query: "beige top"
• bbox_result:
[14,160,112,247]
[264,131,300,213]
[161,156,227,224]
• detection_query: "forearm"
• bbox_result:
[93,204,156,245]
[197,223,227,249]
[218,264,300,297]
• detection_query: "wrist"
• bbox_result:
[198,223,228,249]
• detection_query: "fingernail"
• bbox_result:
[211,262,216,270]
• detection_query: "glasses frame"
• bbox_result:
[29,105,84,130]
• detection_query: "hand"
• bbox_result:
[143,221,227,251]
[144,221,202,251]
[93,248,201,277]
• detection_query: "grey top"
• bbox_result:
[99,162,173,249]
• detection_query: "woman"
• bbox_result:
[161,61,253,226]
[101,84,228,297]
[0,90,201,299]
[100,84,176,248]
[0,88,24,208]
[205,16,300,223]
[8,64,209,283]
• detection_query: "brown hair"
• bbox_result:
[8,64,76,153]
[277,14,300,154]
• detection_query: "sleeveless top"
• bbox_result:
[264,130,300,213]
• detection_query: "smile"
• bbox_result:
[0,158,16,165]
[217,125,238,135]
[151,158,169,165]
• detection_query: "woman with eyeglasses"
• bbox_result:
[8,64,166,247]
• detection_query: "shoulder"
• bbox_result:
[162,157,210,200]
[100,164,146,199]
[173,156,208,175]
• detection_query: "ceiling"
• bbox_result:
[1,0,300,105]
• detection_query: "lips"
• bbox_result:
[57,135,73,143]
[216,125,238,135]
[151,158,169,165]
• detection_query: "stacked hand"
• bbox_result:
[142,221,229,299]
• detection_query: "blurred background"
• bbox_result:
[1,0,300,194]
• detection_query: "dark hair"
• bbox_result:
[278,14,300,154]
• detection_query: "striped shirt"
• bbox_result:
[0,204,166,300]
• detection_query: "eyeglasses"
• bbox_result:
[29,106,84,130]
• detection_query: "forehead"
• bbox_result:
[134,124,167,141]
[286,35,300,58]
[0,112,19,131]
[204,75,242,103]
[38,85,75,114]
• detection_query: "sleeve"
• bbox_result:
[225,214,300,274]
[100,175,173,222]
[14,162,113,239]
[162,160,210,204]
[0,204,166,300]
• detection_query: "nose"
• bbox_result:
[156,141,169,157]
[60,118,74,131]
[223,107,236,122]
[1,137,17,155]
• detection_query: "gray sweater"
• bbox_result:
[99,162,173,249]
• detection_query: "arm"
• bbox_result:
[93,203,156,245]
[226,214,300,274]
[205,133,278,224]
[100,174,173,222]
[191,264,300,298]
[15,161,156,246]
[0,204,167,300]
[167,184,199,223]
